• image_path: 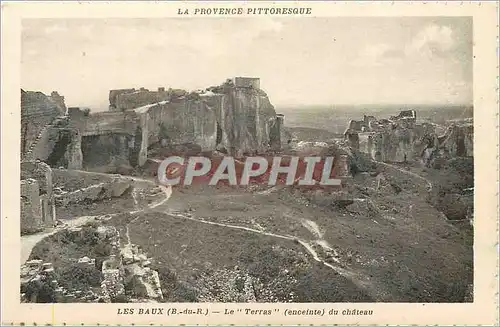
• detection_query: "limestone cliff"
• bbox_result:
[134,78,280,161]
[137,97,218,154]
[217,86,278,155]
[21,78,281,172]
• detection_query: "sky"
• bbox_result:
[21,17,472,110]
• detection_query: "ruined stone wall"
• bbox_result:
[439,124,473,157]
[380,128,414,162]
[21,179,44,234]
[218,87,277,155]
[356,122,437,163]
[21,161,56,228]
[358,131,408,162]
[233,77,261,89]
[65,109,142,170]
[109,88,136,110]
[21,161,53,197]
[28,127,59,162]
[21,90,65,157]
[50,92,67,115]
[115,78,279,165]
[269,115,283,151]
[347,120,366,132]
[344,131,360,149]
[76,111,140,136]
[358,132,375,158]
[115,89,169,111]
[63,110,142,171]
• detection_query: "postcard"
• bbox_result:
[1,1,498,325]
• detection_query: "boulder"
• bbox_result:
[120,246,134,264]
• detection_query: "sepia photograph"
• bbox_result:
[18,16,476,305]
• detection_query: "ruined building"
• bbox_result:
[344,109,473,163]
[20,77,283,172]
[21,90,67,161]
[20,161,56,234]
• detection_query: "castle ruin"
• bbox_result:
[344,109,473,164]
[20,77,284,233]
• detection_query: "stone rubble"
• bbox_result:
[21,223,164,303]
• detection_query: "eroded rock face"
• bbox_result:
[217,87,278,156]
[66,130,83,169]
[438,124,473,157]
[358,128,425,163]
[139,98,218,154]
[134,78,280,161]
[119,244,163,301]
[22,78,282,172]
[54,177,133,206]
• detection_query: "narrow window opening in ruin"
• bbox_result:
[216,121,223,145]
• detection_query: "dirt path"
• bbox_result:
[148,186,388,300]
[126,185,173,245]
[21,180,172,264]
[21,215,100,264]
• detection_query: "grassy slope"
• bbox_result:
[109,212,373,303]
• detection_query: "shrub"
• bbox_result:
[57,263,102,290]
[21,278,57,303]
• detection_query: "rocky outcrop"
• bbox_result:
[22,78,282,172]
[217,85,278,155]
[357,127,425,163]
[347,110,473,165]
[133,77,280,162]
[438,124,473,158]
[21,179,44,234]
[138,98,218,155]
[100,226,163,302]
[120,244,163,300]
[111,87,169,111]
[21,259,58,303]
[54,177,133,206]
[23,223,164,303]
